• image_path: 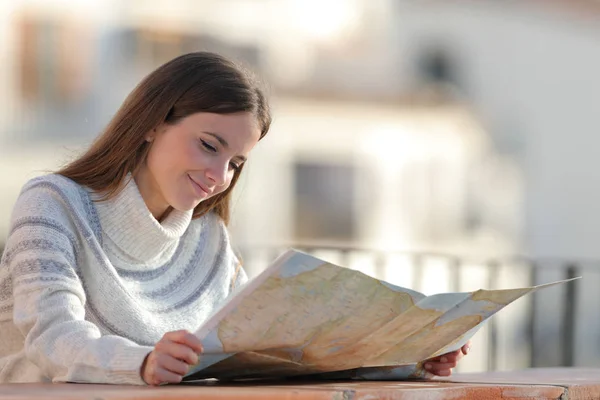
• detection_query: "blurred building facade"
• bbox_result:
[1,0,600,372]
[0,0,522,257]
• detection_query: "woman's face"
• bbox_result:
[136,111,261,220]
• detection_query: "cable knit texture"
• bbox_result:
[0,174,247,384]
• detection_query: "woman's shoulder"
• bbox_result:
[21,173,82,193]
[18,173,86,203]
[11,174,92,222]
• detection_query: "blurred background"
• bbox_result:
[1,0,599,374]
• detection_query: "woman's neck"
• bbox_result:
[133,168,170,221]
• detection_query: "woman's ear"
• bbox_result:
[145,126,161,142]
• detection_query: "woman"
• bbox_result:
[0,52,467,386]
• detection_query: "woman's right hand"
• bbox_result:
[141,330,204,385]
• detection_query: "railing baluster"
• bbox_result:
[339,249,351,271]
[412,254,423,292]
[375,252,387,281]
[449,257,461,293]
[486,260,500,371]
[562,263,578,367]
[528,262,538,368]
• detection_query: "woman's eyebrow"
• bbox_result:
[203,131,248,162]
[203,131,228,148]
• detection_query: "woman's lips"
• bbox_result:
[188,175,210,198]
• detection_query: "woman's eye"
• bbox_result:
[201,140,217,152]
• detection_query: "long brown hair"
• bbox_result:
[58,52,271,225]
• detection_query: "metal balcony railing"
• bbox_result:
[237,243,589,371]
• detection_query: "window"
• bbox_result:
[17,14,91,106]
[417,44,461,89]
[293,162,356,242]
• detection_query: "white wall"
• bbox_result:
[0,2,20,135]
[388,0,600,259]
[230,98,495,251]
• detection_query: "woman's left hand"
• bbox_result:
[422,341,471,377]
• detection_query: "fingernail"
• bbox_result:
[424,363,432,370]
[440,357,448,363]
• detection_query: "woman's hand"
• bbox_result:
[423,341,471,377]
[141,330,204,385]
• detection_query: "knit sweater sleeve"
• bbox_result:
[5,181,153,385]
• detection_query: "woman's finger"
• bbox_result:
[461,342,471,355]
[430,368,453,377]
[424,362,454,376]
[424,361,457,370]
[182,333,204,354]
[443,353,463,363]
[421,342,471,378]
[156,352,190,376]
[150,367,184,385]
[157,341,199,365]
[165,330,204,354]
[428,350,462,363]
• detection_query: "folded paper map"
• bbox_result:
[184,249,578,381]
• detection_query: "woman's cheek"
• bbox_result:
[187,147,206,167]
[217,176,234,194]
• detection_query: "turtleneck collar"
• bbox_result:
[93,176,193,262]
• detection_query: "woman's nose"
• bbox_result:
[205,159,228,186]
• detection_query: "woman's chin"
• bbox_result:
[169,190,215,212]
[169,198,203,213]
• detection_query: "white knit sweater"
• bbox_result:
[0,174,246,384]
